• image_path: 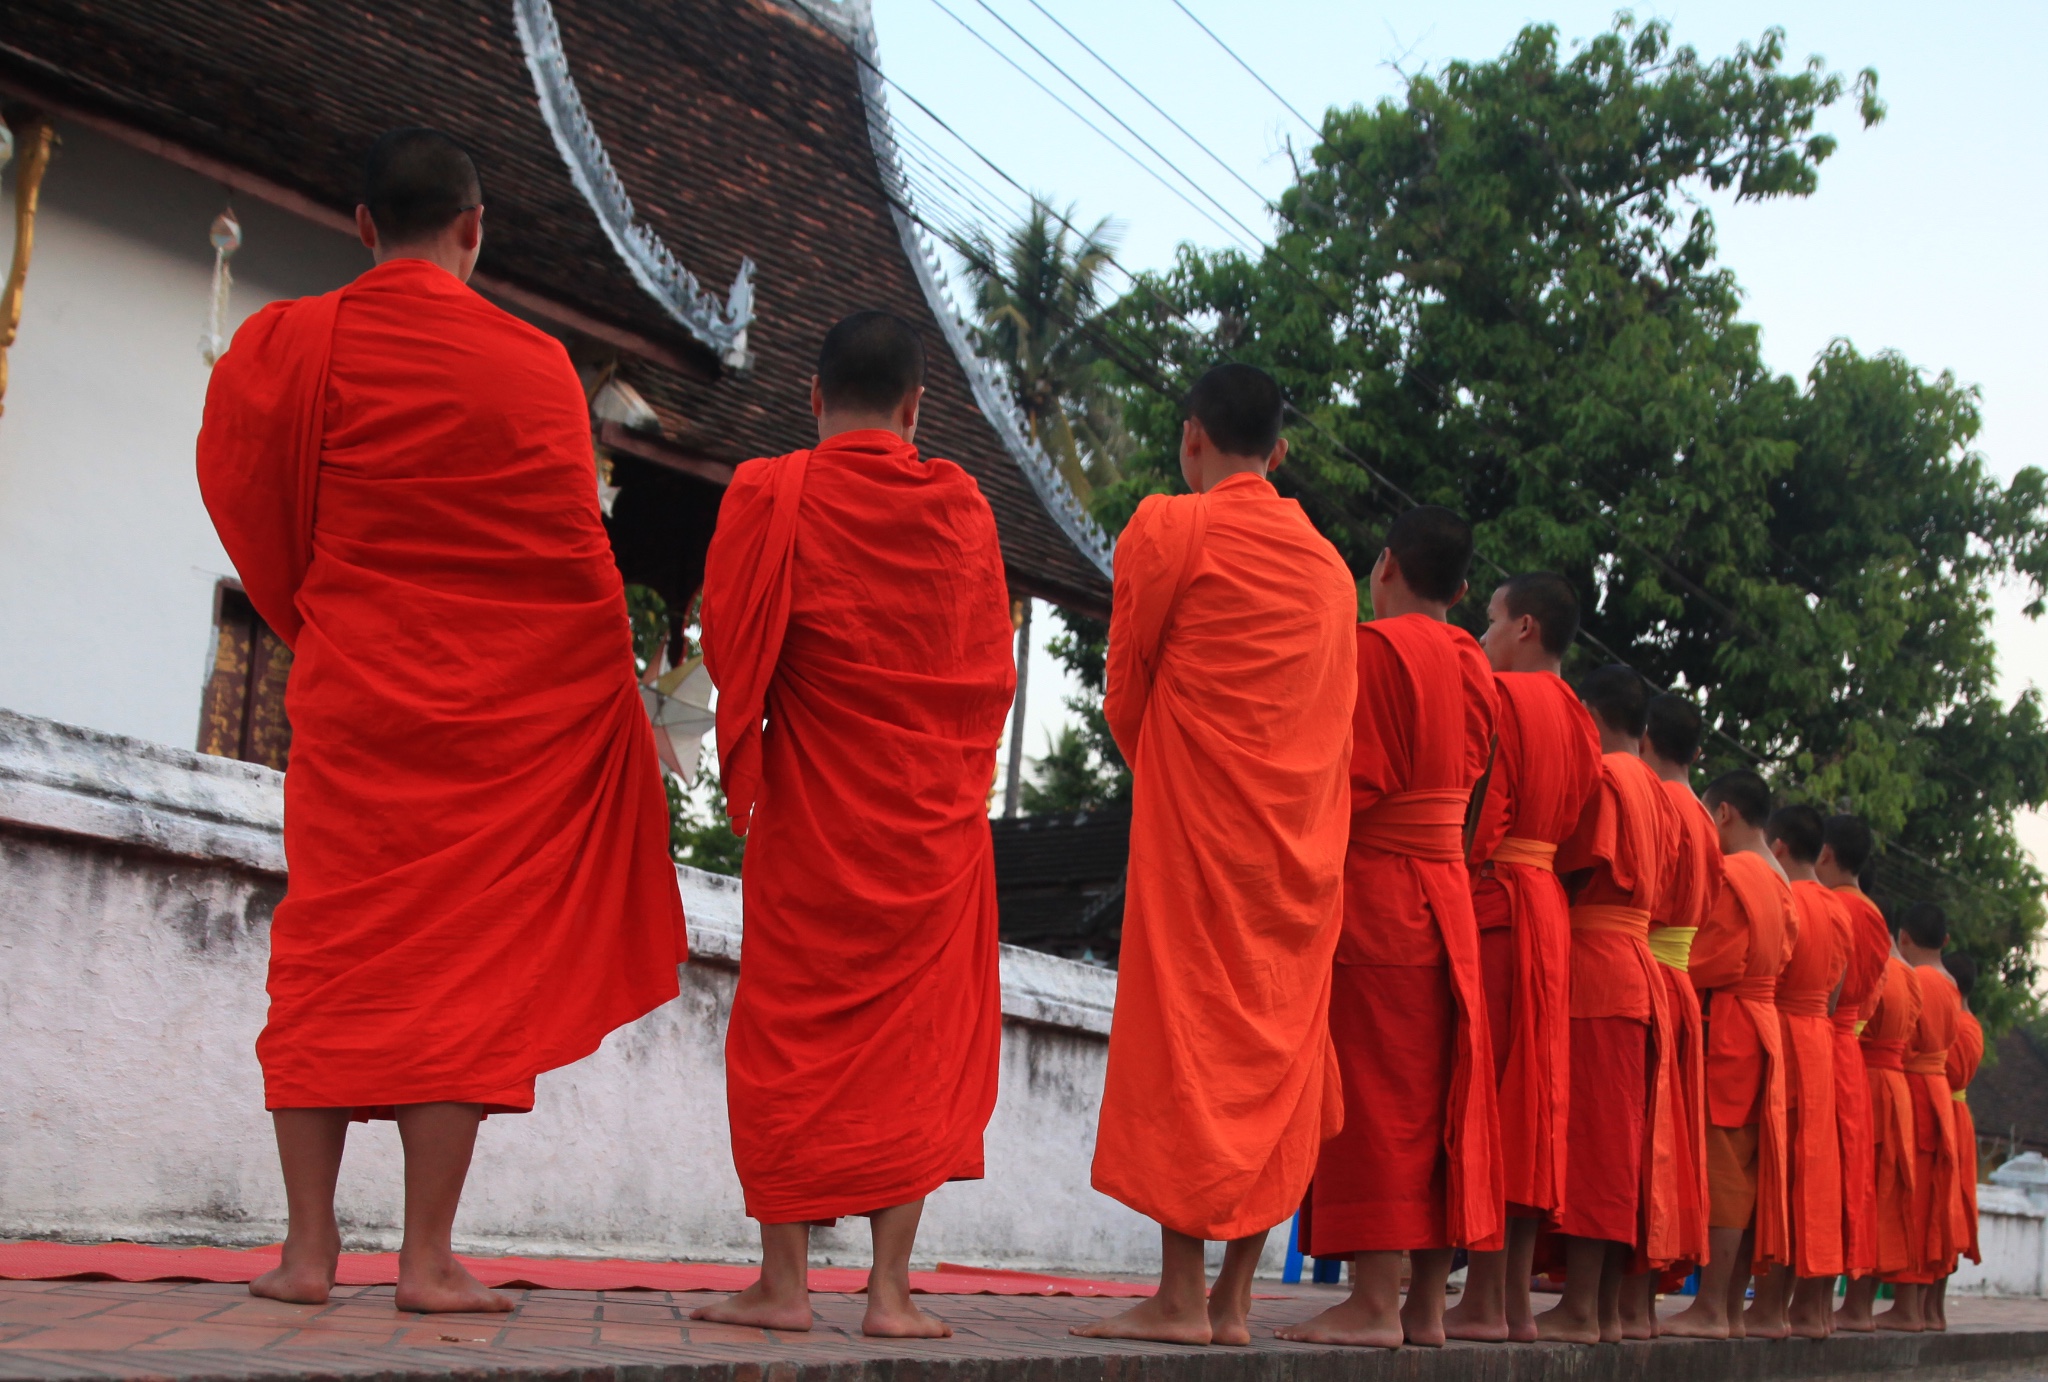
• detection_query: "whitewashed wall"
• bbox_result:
[0,709,1198,1274]
[1954,1186,2048,1298]
[0,124,367,750]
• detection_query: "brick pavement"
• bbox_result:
[2,1278,2046,1381]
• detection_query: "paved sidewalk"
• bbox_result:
[2,1278,2044,1381]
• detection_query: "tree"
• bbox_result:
[1089,18,2048,1028]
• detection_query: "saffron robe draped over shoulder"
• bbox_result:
[1864,957,1924,1278]
[1895,968,1962,1283]
[1780,880,1851,1279]
[1092,473,1356,1241]
[700,429,1015,1224]
[1305,615,1501,1256]
[1948,1009,1984,1269]
[1834,886,1893,1277]
[1652,782,1724,1272]
[1467,672,1601,1224]
[1690,852,1796,1267]
[196,259,688,1112]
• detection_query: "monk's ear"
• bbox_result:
[355,204,379,253]
[1450,579,1469,607]
[1265,436,1288,474]
[898,385,925,438]
[809,376,825,420]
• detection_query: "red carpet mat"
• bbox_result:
[0,1241,1152,1297]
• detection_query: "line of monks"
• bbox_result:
[195,129,1984,1340]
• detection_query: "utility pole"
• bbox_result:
[1002,598,1032,818]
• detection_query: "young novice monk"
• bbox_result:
[1279,506,1501,1349]
[1841,915,1924,1328]
[1663,771,1796,1340]
[1879,903,1962,1331]
[1757,805,1850,1338]
[1083,363,1356,1346]
[1443,573,1600,1343]
[697,312,1015,1338]
[1933,951,1984,1331]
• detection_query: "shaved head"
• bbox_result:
[1578,664,1649,738]
[817,311,926,413]
[1497,572,1579,656]
[1383,506,1473,605]
[364,128,481,244]
[1823,814,1875,875]
[1901,901,1948,951]
[1765,804,1825,864]
[1644,693,1704,766]
[1703,770,1771,828]
[1184,362,1283,458]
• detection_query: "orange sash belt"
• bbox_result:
[1489,836,1558,870]
[1863,1039,1906,1071]
[1904,1052,1948,1077]
[1351,788,1469,862]
[1775,992,1832,1018]
[1569,904,1651,939]
[1717,975,1779,1004]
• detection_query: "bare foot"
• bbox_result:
[863,1299,951,1339]
[690,1279,813,1332]
[1441,1298,1510,1342]
[249,1261,335,1306]
[1875,1309,1923,1333]
[1532,1301,1599,1345]
[1206,1296,1251,1347]
[1834,1308,1875,1333]
[1618,1316,1656,1341]
[1400,1300,1446,1348]
[1744,1306,1791,1340]
[1658,1303,1731,1340]
[1275,1298,1403,1349]
[1072,1296,1211,1345]
[393,1252,512,1315]
[1788,1299,1831,1339]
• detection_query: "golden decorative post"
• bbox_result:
[0,109,56,418]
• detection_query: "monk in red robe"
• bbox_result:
[196,130,687,1313]
[1279,506,1500,1350]
[1081,364,1355,1347]
[1877,902,1962,1331]
[1755,805,1850,1338]
[692,313,1014,1338]
[1841,939,1924,1327]
[1664,771,1795,1340]
[1930,951,1984,1332]
[1625,694,1724,1336]
[1536,666,1680,1345]
[1441,572,1598,1344]
[1817,814,1892,1324]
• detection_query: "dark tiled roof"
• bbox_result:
[0,0,1112,612]
[991,808,1128,961]
[1973,1027,2048,1158]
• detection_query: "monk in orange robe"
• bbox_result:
[1443,573,1599,1344]
[1817,813,1892,1323]
[1664,771,1795,1340]
[1535,666,1680,1345]
[1929,950,1983,1332]
[1625,693,1724,1336]
[694,312,1014,1339]
[1279,506,1500,1350]
[1081,364,1355,1347]
[1754,805,1850,1338]
[1841,938,1924,1327]
[196,130,687,1313]
[1875,902,1962,1331]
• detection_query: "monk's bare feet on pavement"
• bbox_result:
[1275,1297,1404,1349]
[249,1233,338,1306]
[1074,1295,1212,1345]
[1441,1295,1511,1342]
[395,1250,513,1314]
[863,1299,951,1339]
[1531,1299,1600,1345]
[691,1280,814,1332]
[1788,1279,1833,1338]
[1655,1299,1730,1340]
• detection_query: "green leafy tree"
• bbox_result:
[1088,18,2047,1028]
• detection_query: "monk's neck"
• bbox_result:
[1641,752,1690,784]
[1900,942,1945,970]
[1728,837,1785,878]
[1817,866,1858,890]
[1595,726,1639,757]
[1374,594,1452,622]
[1780,859,1820,884]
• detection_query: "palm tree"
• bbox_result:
[955,199,1129,501]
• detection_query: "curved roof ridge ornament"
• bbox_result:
[787,0,1113,579]
[513,0,756,370]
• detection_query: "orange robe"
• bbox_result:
[1305,615,1501,1255]
[1553,753,1680,1252]
[1862,956,1922,1277]
[1091,472,1357,1240]
[1780,880,1851,1278]
[196,258,686,1113]
[1652,783,1723,1273]
[701,429,1014,1223]
[1689,853,1795,1268]
[1948,1009,1984,1268]
[1834,887,1893,1276]
[1895,968,1962,1283]
[1467,673,1601,1224]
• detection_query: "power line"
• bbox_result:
[1167,0,1321,137]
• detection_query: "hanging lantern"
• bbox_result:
[641,655,716,776]
[198,208,242,366]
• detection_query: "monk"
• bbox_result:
[1755,805,1849,1338]
[1441,572,1599,1344]
[1817,814,1892,1326]
[1840,919,1923,1328]
[1536,665,1680,1345]
[1624,693,1724,1337]
[1663,771,1795,1340]
[196,129,688,1312]
[1279,506,1501,1350]
[692,312,1014,1338]
[1877,902,1962,1331]
[1931,950,1984,1331]
[1082,362,1356,1347]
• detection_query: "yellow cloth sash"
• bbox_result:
[1954,1089,1969,1103]
[1647,925,1696,971]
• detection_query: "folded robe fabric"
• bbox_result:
[700,429,1014,1224]
[1948,1008,1984,1268]
[195,258,686,1111]
[1307,614,1501,1255]
[1895,968,1961,1283]
[1652,782,1724,1272]
[1091,473,1356,1242]
[1467,672,1601,1223]
[1834,886,1894,1277]
[1864,957,1924,1278]
[1780,880,1851,1278]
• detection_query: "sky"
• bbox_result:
[861,0,2048,854]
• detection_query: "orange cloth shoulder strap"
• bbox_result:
[1137,491,1211,687]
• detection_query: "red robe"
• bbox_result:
[701,429,1014,1224]
[1863,956,1924,1277]
[196,258,686,1113]
[1305,615,1501,1256]
[1834,886,1893,1276]
[1467,673,1601,1223]
[1895,967,1961,1283]
[1554,752,1680,1252]
[1948,1009,1984,1268]
[1780,880,1850,1278]
[1689,852,1796,1268]
[1092,473,1356,1240]
[1652,782,1724,1273]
